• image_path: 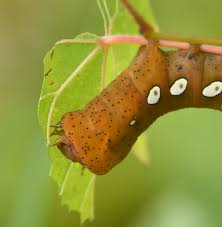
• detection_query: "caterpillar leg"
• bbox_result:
[49,138,62,147]
[50,120,63,129]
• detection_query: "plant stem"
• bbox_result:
[150,32,222,47]
[121,0,222,47]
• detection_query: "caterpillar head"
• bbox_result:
[51,111,119,175]
[50,120,83,165]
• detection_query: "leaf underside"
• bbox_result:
[38,0,158,223]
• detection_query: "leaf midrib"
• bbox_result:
[46,46,100,145]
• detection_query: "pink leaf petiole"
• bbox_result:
[98,35,222,55]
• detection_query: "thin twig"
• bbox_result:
[121,0,222,47]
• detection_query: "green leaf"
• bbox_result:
[39,33,101,223]
[38,0,158,223]
[58,163,96,224]
[132,132,150,166]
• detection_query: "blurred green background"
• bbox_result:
[1,0,222,226]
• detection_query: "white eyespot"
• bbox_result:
[170,78,188,96]
[202,81,222,97]
[147,86,161,105]
[129,119,136,126]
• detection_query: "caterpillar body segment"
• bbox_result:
[55,41,222,175]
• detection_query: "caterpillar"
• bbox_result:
[52,40,222,175]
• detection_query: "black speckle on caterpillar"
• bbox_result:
[52,41,222,175]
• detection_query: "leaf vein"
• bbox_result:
[59,162,73,195]
[40,92,56,101]
[46,47,100,145]
[97,0,108,35]
[80,175,96,212]
[56,39,97,45]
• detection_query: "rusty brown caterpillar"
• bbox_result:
[52,41,222,175]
